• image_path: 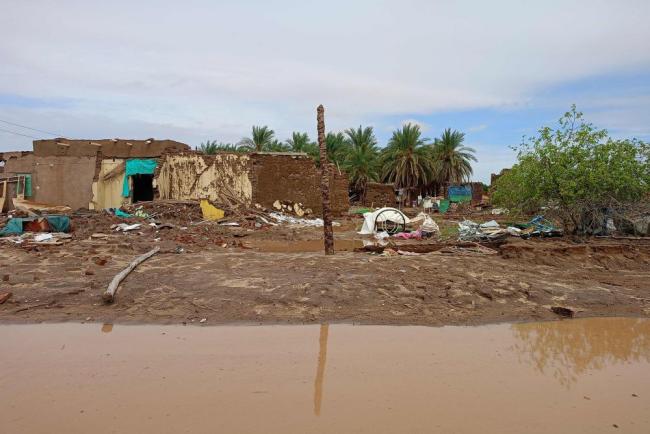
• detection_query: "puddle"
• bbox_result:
[2,318,650,433]
[247,238,364,253]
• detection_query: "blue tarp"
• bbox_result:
[447,185,472,203]
[122,159,157,197]
[0,215,71,236]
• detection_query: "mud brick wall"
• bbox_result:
[33,139,189,158]
[470,182,483,205]
[156,152,253,204]
[364,182,396,207]
[3,152,97,209]
[250,154,349,215]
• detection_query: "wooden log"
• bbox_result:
[103,247,160,303]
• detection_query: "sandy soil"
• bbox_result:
[1,214,649,326]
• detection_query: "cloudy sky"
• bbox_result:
[1,0,649,182]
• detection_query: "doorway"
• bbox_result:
[131,174,154,202]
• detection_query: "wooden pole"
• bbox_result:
[103,247,160,303]
[317,105,334,255]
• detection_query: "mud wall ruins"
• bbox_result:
[2,143,350,214]
[249,153,349,215]
[156,153,253,204]
[364,182,396,207]
[1,139,191,210]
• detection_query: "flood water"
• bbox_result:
[2,318,650,433]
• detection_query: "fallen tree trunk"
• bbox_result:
[103,247,160,304]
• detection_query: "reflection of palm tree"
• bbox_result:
[511,318,650,388]
[313,324,329,416]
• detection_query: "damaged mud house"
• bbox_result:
[0,138,350,214]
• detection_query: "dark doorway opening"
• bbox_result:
[132,174,154,202]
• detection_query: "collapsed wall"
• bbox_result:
[156,152,253,204]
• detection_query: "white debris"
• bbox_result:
[269,212,340,227]
[115,223,141,232]
[34,233,53,242]
[358,207,409,235]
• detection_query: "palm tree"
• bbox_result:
[381,123,435,202]
[264,139,292,152]
[431,128,477,185]
[238,125,275,152]
[343,126,380,202]
[286,132,315,153]
[324,132,349,168]
[197,140,219,154]
[196,141,244,154]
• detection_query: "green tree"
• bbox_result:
[196,141,243,154]
[264,139,292,152]
[492,106,649,234]
[238,125,275,152]
[197,140,219,154]
[343,126,380,202]
[431,128,477,184]
[315,131,349,168]
[381,123,435,201]
[286,131,316,154]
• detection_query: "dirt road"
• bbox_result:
[1,232,649,325]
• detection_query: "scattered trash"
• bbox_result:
[458,220,508,241]
[358,207,409,235]
[114,223,141,232]
[200,318,207,323]
[269,212,339,227]
[112,209,133,218]
[491,208,508,215]
[518,216,563,239]
[33,233,53,242]
[200,199,225,221]
[393,230,423,240]
[0,215,71,236]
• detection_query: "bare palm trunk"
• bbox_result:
[317,105,334,255]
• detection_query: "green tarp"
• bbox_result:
[122,159,157,197]
[0,215,71,236]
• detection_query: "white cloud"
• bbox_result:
[468,124,488,133]
[1,0,649,162]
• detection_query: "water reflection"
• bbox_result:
[313,324,329,416]
[511,318,650,387]
[101,323,113,333]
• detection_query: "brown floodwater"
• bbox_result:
[2,318,650,433]
[247,238,364,252]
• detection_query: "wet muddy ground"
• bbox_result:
[2,318,650,433]
[0,229,649,325]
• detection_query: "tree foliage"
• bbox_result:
[342,126,380,201]
[381,123,434,197]
[431,128,477,184]
[492,106,649,234]
[238,125,275,152]
[196,140,244,154]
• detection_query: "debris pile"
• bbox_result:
[272,200,313,217]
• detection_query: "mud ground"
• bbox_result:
[1,215,649,325]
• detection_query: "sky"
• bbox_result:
[1,0,649,183]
